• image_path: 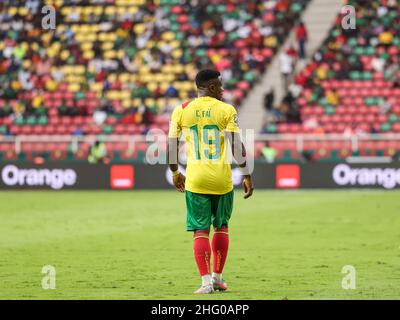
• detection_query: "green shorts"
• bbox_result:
[185,190,234,231]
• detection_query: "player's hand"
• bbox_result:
[243,175,254,199]
[173,173,186,193]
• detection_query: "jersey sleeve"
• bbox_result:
[168,106,183,138]
[225,105,240,133]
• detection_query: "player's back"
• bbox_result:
[169,96,240,195]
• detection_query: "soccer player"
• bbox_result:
[168,69,254,294]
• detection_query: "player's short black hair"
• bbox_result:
[195,69,221,88]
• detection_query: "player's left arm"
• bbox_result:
[225,106,254,199]
[230,131,254,199]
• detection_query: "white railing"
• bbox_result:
[256,133,400,152]
[1,133,400,154]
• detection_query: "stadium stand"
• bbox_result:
[261,0,400,162]
[0,0,310,161]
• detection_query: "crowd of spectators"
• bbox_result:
[263,0,400,136]
[0,0,310,139]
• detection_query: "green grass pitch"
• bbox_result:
[1,190,400,300]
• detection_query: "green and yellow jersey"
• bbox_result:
[168,96,240,195]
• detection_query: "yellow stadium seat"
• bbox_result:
[157,98,166,109]
[102,42,114,51]
[46,48,56,58]
[90,25,99,33]
[173,65,184,73]
[145,98,155,106]
[83,7,94,16]
[171,98,179,106]
[76,66,85,74]
[68,83,80,92]
[45,80,58,92]
[119,74,130,83]
[162,32,175,41]
[74,33,85,43]
[147,82,158,91]
[89,34,98,42]
[56,25,66,34]
[109,91,120,100]
[104,50,116,60]
[134,24,146,34]
[121,91,131,100]
[170,40,180,49]
[94,6,103,15]
[18,7,29,16]
[128,6,139,14]
[172,49,182,59]
[90,82,103,92]
[66,66,75,74]
[71,25,79,33]
[161,65,171,73]
[31,42,39,51]
[141,74,152,83]
[172,81,180,90]
[81,42,93,51]
[160,83,169,91]
[61,7,71,16]
[20,42,29,51]
[129,74,138,82]
[145,40,156,49]
[98,33,107,42]
[181,82,192,91]
[60,50,69,61]
[107,33,117,42]
[117,50,125,59]
[23,60,31,69]
[139,65,150,74]
[74,7,83,14]
[107,74,117,83]
[117,7,127,15]
[105,6,116,15]
[154,74,164,82]
[122,99,131,108]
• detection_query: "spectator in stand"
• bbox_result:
[379,28,393,48]
[0,0,311,151]
[279,48,294,92]
[88,140,108,164]
[326,88,340,106]
[263,88,275,112]
[93,108,107,126]
[281,89,301,123]
[295,21,308,59]
[393,71,400,88]
[385,56,399,83]
[261,141,277,163]
[371,54,386,73]
[379,98,392,114]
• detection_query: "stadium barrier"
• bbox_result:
[1,162,400,190]
[1,133,400,164]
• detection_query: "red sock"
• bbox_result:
[193,232,211,276]
[212,228,229,274]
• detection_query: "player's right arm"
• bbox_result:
[225,105,254,199]
[167,106,185,192]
